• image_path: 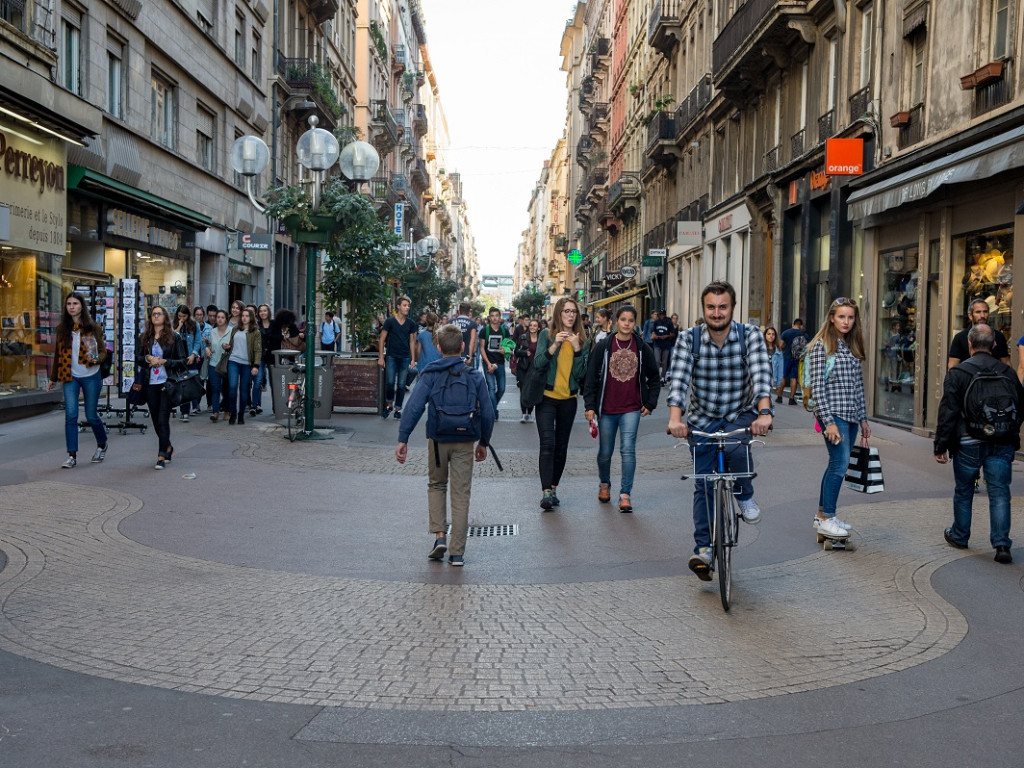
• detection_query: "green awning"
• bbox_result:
[67,166,213,230]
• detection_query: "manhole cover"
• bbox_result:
[467,524,518,537]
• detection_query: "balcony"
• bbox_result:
[369,100,399,154]
[764,145,780,175]
[391,172,409,199]
[608,171,642,220]
[644,112,679,170]
[307,0,339,25]
[674,75,712,141]
[392,45,407,74]
[713,0,812,97]
[277,57,344,125]
[790,128,805,159]
[973,60,1014,117]
[554,234,568,252]
[896,104,925,150]
[588,102,609,137]
[590,37,611,76]
[576,135,594,166]
[412,103,428,137]
[575,190,594,223]
[579,76,596,111]
[817,109,834,144]
[648,0,683,57]
[849,86,870,124]
[585,166,609,202]
[370,175,399,214]
[410,158,429,194]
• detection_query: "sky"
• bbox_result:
[419,0,574,277]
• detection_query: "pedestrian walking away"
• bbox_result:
[479,306,510,419]
[515,319,541,422]
[533,296,589,510]
[378,295,418,420]
[665,280,773,580]
[47,292,109,468]
[451,301,478,370]
[173,304,203,423]
[778,318,810,404]
[935,323,1023,564]
[415,313,443,377]
[582,304,661,513]
[396,324,495,567]
[805,297,870,540]
[135,306,188,469]
[221,307,262,425]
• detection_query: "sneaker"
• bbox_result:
[618,494,633,513]
[598,483,611,503]
[995,546,1013,564]
[688,547,713,581]
[428,537,447,560]
[526,413,533,423]
[788,397,797,405]
[61,455,77,469]
[814,516,852,532]
[249,408,257,417]
[255,407,263,415]
[210,413,219,422]
[393,408,402,420]
[181,413,190,422]
[775,395,782,404]
[90,446,106,463]
[943,527,968,549]
[550,490,560,507]
[381,405,393,419]
[737,497,762,524]
[520,413,528,423]
[193,405,202,415]
[540,489,556,510]
[448,555,464,566]
[817,516,849,538]
[154,459,166,470]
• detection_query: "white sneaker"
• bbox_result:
[520,414,528,423]
[737,497,761,524]
[688,547,713,580]
[814,515,851,531]
[816,516,849,538]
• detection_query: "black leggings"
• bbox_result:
[144,383,173,456]
[535,395,577,490]
[516,370,534,415]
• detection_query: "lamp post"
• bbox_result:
[230,116,380,440]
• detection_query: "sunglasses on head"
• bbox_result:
[833,297,857,307]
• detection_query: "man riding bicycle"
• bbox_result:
[666,281,774,581]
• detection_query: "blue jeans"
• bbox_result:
[209,370,225,414]
[598,410,642,495]
[690,412,755,552]
[950,442,1014,549]
[819,417,859,517]
[63,371,107,454]
[484,362,506,414]
[250,362,267,409]
[226,360,253,415]
[385,355,411,409]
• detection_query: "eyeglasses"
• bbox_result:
[833,297,857,307]
[562,308,579,315]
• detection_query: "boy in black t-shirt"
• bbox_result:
[478,307,510,418]
[378,295,418,419]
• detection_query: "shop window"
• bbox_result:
[955,226,1013,343]
[1,252,61,394]
[875,245,919,424]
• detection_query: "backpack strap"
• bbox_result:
[691,325,701,363]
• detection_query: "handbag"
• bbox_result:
[520,360,547,409]
[165,370,204,408]
[125,382,147,407]
[844,439,884,494]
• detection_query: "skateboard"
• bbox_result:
[816,531,855,551]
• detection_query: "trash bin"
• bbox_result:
[270,349,336,423]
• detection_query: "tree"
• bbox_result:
[512,286,547,318]
[398,256,459,315]
[264,177,402,351]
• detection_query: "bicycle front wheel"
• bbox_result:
[715,483,733,611]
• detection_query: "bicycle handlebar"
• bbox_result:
[688,427,751,440]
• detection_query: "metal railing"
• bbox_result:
[648,0,682,46]
[817,109,834,144]
[712,0,778,73]
[790,128,805,159]
[897,104,925,149]
[974,59,1014,117]
[675,75,712,138]
[848,85,870,124]
[647,112,675,150]
[764,145,779,174]
[588,102,609,133]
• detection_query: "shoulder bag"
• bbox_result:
[165,369,205,408]
[520,331,549,409]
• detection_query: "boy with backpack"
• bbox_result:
[934,323,1024,564]
[396,323,496,566]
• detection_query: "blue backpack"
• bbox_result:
[428,366,482,446]
[690,321,748,363]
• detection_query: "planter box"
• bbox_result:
[960,73,977,90]
[890,111,911,128]
[973,60,1005,88]
[332,356,384,413]
[282,213,338,244]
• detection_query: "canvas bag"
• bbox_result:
[844,439,884,494]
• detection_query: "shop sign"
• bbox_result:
[717,214,733,233]
[606,271,624,285]
[240,233,273,250]
[394,202,404,236]
[0,129,66,255]
[676,223,701,247]
[643,248,666,267]
[810,168,830,191]
[106,208,181,251]
[825,138,864,175]
[619,265,638,279]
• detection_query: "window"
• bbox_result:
[859,2,873,90]
[992,0,1011,60]
[62,9,82,95]
[251,29,262,80]
[151,72,177,149]
[909,27,927,105]
[197,104,215,171]
[232,129,245,188]
[827,37,838,111]
[234,11,245,66]
[106,36,125,118]
[1,0,26,33]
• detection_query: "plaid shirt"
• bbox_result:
[806,338,867,427]
[666,323,772,428]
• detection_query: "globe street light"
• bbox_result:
[230,116,380,439]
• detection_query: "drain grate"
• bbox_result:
[467,524,519,537]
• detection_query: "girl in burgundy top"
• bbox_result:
[582,304,662,512]
[515,319,541,422]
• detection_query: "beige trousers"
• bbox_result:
[427,439,475,556]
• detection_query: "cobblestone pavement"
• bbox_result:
[0,480,967,712]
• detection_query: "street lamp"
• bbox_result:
[230,116,380,440]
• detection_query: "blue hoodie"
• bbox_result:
[398,356,495,445]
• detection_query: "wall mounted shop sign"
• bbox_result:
[0,129,67,255]
[619,265,638,279]
[825,138,864,176]
[106,208,181,251]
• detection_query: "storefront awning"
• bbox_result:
[67,166,213,231]
[588,286,646,308]
[847,124,1024,220]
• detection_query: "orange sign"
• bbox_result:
[810,169,830,191]
[825,138,864,175]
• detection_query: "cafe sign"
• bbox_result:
[106,208,181,251]
[0,128,66,255]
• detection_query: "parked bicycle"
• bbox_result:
[285,361,318,442]
[682,427,765,611]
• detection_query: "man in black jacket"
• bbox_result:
[934,324,1023,564]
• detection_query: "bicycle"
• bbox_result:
[682,427,764,612]
[285,362,309,442]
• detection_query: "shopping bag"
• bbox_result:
[165,371,204,407]
[844,440,884,494]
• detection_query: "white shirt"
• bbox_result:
[70,329,99,379]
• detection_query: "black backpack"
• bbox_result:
[961,360,1019,441]
[427,366,482,445]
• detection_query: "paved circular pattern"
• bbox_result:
[0,481,967,711]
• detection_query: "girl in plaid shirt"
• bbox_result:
[806,297,871,539]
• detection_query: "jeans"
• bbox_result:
[690,412,755,553]
[655,347,672,379]
[63,371,107,454]
[226,360,253,415]
[484,362,506,414]
[144,383,173,456]
[535,395,578,490]
[209,370,225,414]
[951,442,1014,549]
[385,355,411,409]
[250,362,267,410]
[819,417,859,517]
[598,410,642,495]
